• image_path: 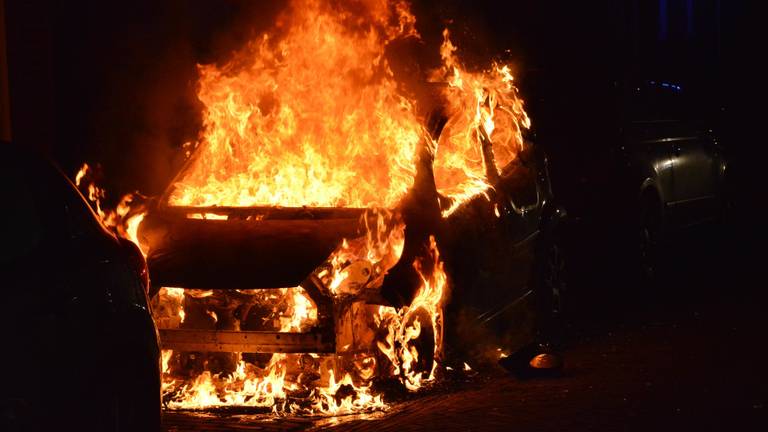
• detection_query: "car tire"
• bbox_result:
[400,306,436,381]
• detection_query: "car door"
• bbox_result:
[441,142,542,332]
[624,120,675,205]
[473,144,542,327]
[665,122,721,226]
[494,147,543,300]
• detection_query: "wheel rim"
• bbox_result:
[400,307,435,379]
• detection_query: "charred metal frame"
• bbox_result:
[152,248,341,353]
[143,204,381,354]
[158,329,332,353]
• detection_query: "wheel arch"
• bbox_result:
[639,178,663,206]
[638,179,666,226]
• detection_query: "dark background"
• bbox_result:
[3,0,756,208]
[3,2,766,430]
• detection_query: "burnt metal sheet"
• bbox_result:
[139,212,365,289]
[159,329,334,353]
[159,205,367,221]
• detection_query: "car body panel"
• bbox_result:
[618,82,726,230]
[668,134,722,226]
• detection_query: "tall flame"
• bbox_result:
[169,0,422,208]
[167,0,530,212]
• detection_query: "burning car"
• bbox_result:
[620,80,729,283]
[136,126,566,411]
[106,0,566,412]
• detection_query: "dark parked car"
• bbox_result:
[523,74,727,287]
[617,81,728,281]
[0,143,161,432]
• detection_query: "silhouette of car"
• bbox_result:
[0,143,161,432]
[616,81,728,281]
[524,74,728,286]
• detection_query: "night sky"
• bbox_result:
[4,0,753,208]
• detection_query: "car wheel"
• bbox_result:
[400,306,436,382]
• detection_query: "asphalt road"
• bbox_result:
[163,216,768,431]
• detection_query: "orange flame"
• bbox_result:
[169,0,422,209]
[432,29,531,215]
[167,0,529,213]
[375,236,447,391]
[75,163,148,248]
[323,209,404,296]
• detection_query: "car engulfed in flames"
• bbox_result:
[77,0,562,416]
